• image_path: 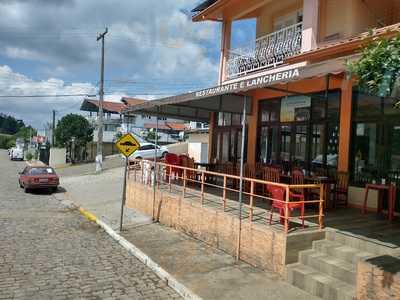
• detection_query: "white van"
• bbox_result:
[10,147,24,161]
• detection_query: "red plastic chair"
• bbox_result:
[165,153,181,179]
[268,186,304,229]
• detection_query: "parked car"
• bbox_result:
[128,143,168,160]
[10,147,24,161]
[18,166,59,193]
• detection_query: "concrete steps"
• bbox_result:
[298,249,356,285]
[285,229,398,300]
[325,230,398,256]
[286,263,356,300]
[312,239,374,265]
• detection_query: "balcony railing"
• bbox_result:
[226,22,303,79]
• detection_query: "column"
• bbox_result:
[338,79,353,172]
[246,96,258,165]
[208,112,216,163]
[218,20,232,84]
[301,0,319,52]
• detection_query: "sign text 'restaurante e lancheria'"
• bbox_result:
[195,68,300,98]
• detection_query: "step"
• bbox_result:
[286,263,356,300]
[326,230,397,256]
[312,239,374,265]
[299,250,356,285]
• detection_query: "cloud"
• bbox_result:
[0,65,97,128]
[0,0,220,82]
[0,1,221,128]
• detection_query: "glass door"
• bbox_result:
[387,124,400,212]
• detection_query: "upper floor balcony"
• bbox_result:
[226,22,303,79]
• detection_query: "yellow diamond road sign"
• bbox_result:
[116,133,140,157]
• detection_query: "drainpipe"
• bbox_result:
[236,96,247,261]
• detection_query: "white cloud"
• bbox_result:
[0,65,97,128]
[0,1,221,127]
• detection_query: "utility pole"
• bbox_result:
[52,110,56,146]
[96,27,108,172]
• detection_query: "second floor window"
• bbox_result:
[273,10,303,31]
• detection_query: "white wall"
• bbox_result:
[188,142,209,163]
[49,148,67,167]
[93,130,117,143]
[166,143,188,155]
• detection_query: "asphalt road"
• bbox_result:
[0,150,180,300]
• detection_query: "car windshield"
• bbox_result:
[29,168,55,175]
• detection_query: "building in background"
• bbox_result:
[80,98,190,159]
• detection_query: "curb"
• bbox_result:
[75,204,201,300]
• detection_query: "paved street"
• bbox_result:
[0,150,180,300]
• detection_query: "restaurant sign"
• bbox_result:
[195,68,300,98]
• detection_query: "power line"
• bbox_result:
[0,94,96,98]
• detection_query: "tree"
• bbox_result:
[0,113,25,135]
[145,130,160,143]
[347,34,400,99]
[114,131,123,141]
[15,126,37,142]
[54,114,93,147]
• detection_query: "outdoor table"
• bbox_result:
[279,173,292,184]
[278,174,335,209]
[306,176,336,210]
[362,183,396,221]
[193,162,217,183]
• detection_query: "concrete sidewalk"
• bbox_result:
[122,223,318,300]
[59,167,318,300]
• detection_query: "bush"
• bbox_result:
[25,152,34,161]
[0,134,15,149]
[5,139,15,149]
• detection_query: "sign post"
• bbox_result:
[115,133,140,232]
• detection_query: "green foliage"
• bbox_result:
[0,134,15,149]
[114,131,123,141]
[145,130,160,142]
[347,34,400,99]
[25,152,34,161]
[14,126,37,142]
[0,113,25,135]
[55,114,93,147]
[5,138,16,149]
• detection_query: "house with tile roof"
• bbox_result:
[80,98,187,145]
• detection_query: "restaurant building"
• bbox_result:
[128,0,400,210]
[124,1,400,298]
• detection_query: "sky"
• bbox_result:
[0,0,228,129]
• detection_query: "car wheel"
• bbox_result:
[24,186,30,193]
[19,180,23,188]
[51,187,58,193]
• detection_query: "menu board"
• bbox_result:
[280,96,311,122]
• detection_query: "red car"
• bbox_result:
[19,166,59,193]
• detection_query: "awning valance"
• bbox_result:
[124,54,358,121]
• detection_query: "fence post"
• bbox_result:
[169,165,172,192]
[249,181,254,222]
[201,172,205,205]
[319,184,324,230]
[285,186,290,233]
[182,169,187,198]
[141,160,144,184]
[223,175,227,211]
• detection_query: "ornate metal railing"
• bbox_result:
[226,22,303,79]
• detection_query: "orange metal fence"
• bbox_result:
[128,159,325,233]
